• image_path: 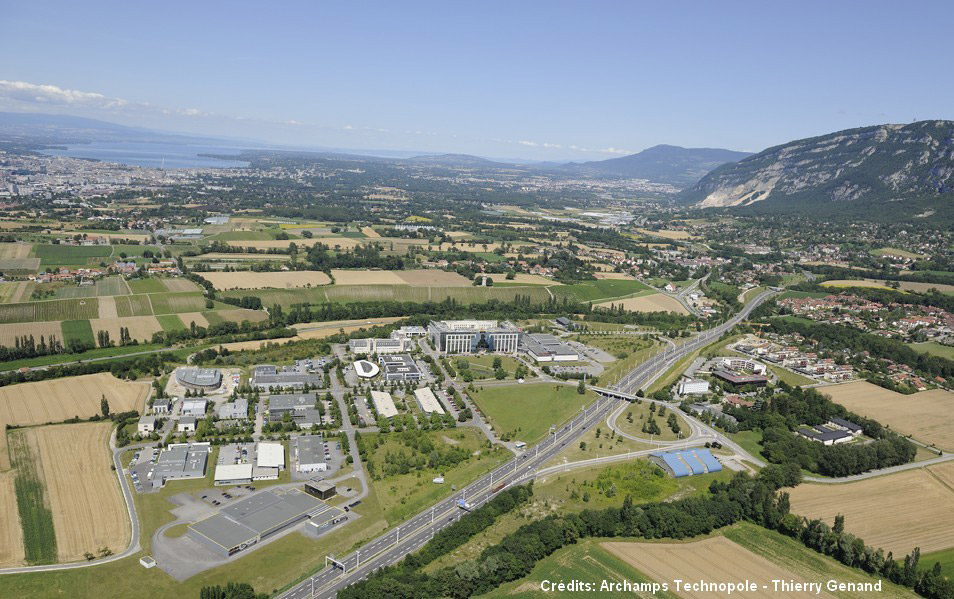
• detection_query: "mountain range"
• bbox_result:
[679,120,954,219]
[559,144,752,187]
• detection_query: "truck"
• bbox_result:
[457,498,472,511]
[491,482,506,494]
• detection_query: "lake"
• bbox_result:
[40,141,251,169]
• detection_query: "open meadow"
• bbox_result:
[24,422,130,562]
[470,384,599,443]
[822,279,954,294]
[822,380,954,450]
[788,467,954,556]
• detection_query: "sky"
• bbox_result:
[1,0,953,161]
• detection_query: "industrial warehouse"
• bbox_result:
[520,333,579,362]
[413,387,445,415]
[250,364,324,391]
[650,449,723,478]
[428,320,521,354]
[186,489,345,557]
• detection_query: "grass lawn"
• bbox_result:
[573,334,658,383]
[156,314,186,333]
[470,383,599,443]
[907,341,954,360]
[478,538,676,599]
[127,278,167,294]
[452,354,525,380]
[61,319,95,346]
[544,425,655,466]
[365,428,509,523]
[923,546,954,578]
[870,247,924,260]
[615,400,687,441]
[729,429,764,460]
[765,363,816,387]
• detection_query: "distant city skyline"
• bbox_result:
[2,1,953,160]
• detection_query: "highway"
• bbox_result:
[279,290,780,598]
[280,395,621,599]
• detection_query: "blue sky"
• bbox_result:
[1,1,952,160]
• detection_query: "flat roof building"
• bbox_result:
[138,414,158,434]
[379,354,422,381]
[677,378,710,396]
[711,369,769,388]
[187,489,340,557]
[176,367,222,390]
[294,436,327,473]
[522,333,579,362]
[370,390,399,419]
[251,365,323,391]
[413,387,445,415]
[152,398,171,414]
[214,463,253,486]
[304,481,336,500]
[428,320,521,354]
[257,442,285,470]
[178,416,197,432]
[348,337,407,355]
[181,399,208,417]
[217,398,249,420]
[150,443,210,489]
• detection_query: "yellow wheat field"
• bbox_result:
[25,422,130,561]
[595,293,690,315]
[395,270,473,286]
[331,269,406,285]
[212,309,268,323]
[200,270,332,290]
[0,470,24,566]
[178,311,210,328]
[0,372,149,427]
[0,321,63,348]
[97,295,118,318]
[360,226,381,238]
[788,469,954,555]
[593,272,636,280]
[822,381,954,450]
[89,316,163,343]
[930,461,954,489]
[0,243,32,259]
[602,537,831,599]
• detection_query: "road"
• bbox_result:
[280,395,620,599]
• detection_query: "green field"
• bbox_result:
[114,294,153,317]
[111,244,162,258]
[480,539,675,599]
[156,314,186,332]
[471,383,599,443]
[0,298,100,323]
[53,276,129,299]
[147,292,206,315]
[908,341,954,360]
[32,244,113,266]
[728,429,764,460]
[61,319,95,346]
[551,279,652,302]
[779,290,831,300]
[126,278,166,294]
[366,428,510,523]
[0,343,166,371]
[8,431,58,565]
[923,546,954,579]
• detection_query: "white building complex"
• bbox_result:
[413,387,445,415]
[427,320,521,354]
[677,378,710,396]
